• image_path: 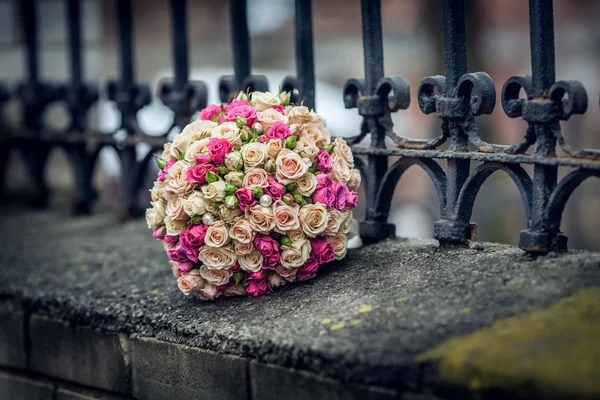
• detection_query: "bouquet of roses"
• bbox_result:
[146,91,361,300]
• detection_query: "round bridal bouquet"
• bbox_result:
[146,91,361,300]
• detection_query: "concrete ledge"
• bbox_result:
[0,370,55,400]
[29,315,130,393]
[0,302,27,369]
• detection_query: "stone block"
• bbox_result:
[29,315,130,393]
[0,370,54,400]
[131,337,248,400]
[56,385,134,400]
[249,361,401,400]
[0,303,26,369]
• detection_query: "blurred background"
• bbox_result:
[0,0,598,249]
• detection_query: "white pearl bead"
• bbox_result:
[252,123,263,133]
[259,194,273,207]
[202,213,215,225]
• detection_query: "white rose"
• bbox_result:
[183,119,218,140]
[225,171,245,187]
[347,168,361,191]
[325,233,348,260]
[184,138,210,163]
[199,265,232,286]
[212,122,242,148]
[251,91,282,112]
[238,249,264,272]
[183,191,206,217]
[161,143,177,162]
[164,215,186,236]
[151,182,165,202]
[219,206,242,223]
[171,132,195,159]
[324,209,344,234]
[205,221,230,247]
[241,142,268,169]
[198,244,237,269]
[296,172,317,196]
[201,180,227,202]
[341,210,353,234]
[164,160,194,197]
[225,151,244,171]
[145,207,162,230]
[280,239,311,268]
[295,137,319,162]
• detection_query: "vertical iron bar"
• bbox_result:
[117,0,134,87]
[295,0,315,110]
[230,0,251,87]
[361,0,384,95]
[529,0,555,97]
[67,0,82,88]
[170,0,188,91]
[441,0,467,92]
[21,0,38,83]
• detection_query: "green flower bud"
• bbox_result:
[235,91,249,101]
[285,135,297,149]
[293,193,303,204]
[205,171,219,183]
[323,144,334,154]
[235,115,247,129]
[224,195,239,209]
[233,271,244,285]
[217,165,229,176]
[286,183,297,192]
[190,215,202,224]
[155,155,167,169]
[304,196,313,204]
[225,184,237,196]
[225,151,244,171]
[280,235,293,247]
[252,187,264,198]
[178,150,186,160]
[282,194,293,205]
[240,128,251,142]
[281,92,291,106]
[308,163,317,174]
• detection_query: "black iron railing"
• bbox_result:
[0,0,598,255]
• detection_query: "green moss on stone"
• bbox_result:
[417,288,600,399]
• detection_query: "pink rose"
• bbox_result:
[163,235,178,245]
[315,173,333,190]
[179,224,209,261]
[332,182,349,210]
[225,105,257,126]
[228,99,249,108]
[263,254,279,270]
[247,280,270,297]
[272,104,285,114]
[266,121,292,140]
[264,178,285,200]
[253,235,280,267]
[346,191,358,208]
[246,270,267,282]
[208,138,232,165]
[167,246,194,273]
[297,257,319,281]
[258,135,269,143]
[312,186,335,208]
[200,104,222,121]
[157,160,175,182]
[186,163,218,184]
[315,150,331,171]
[235,187,256,211]
[194,153,212,164]
[310,238,335,264]
[153,227,166,240]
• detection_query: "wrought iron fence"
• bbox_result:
[0,0,598,255]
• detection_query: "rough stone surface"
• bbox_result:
[131,336,248,400]
[29,315,130,393]
[0,206,599,398]
[0,302,27,369]
[249,360,403,400]
[0,370,55,400]
[56,385,134,400]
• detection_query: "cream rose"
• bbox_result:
[223,284,246,297]
[287,106,312,124]
[229,219,255,244]
[241,142,268,169]
[341,210,353,234]
[330,155,351,184]
[252,91,282,112]
[161,143,177,162]
[238,249,264,272]
[170,260,180,277]
[171,132,195,159]
[198,244,237,269]
[266,139,284,159]
[233,240,254,255]
[242,168,269,188]
[201,180,227,202]
[205,221,230,247]
[324,209,344,234]
[257,108,288,130]
[211,122,242,148]
[151,182,165,202]
[219,206,242,223]
[287,228,305,242]
[177,269,204,295]
[268,272,286,288]
[164,215,186,236]
[199,265,232,286]
[347,168,361,191]
[225,171,245,187]
[325,233,348,260]
[333,137,354,167]
[298,204,328,237]
[295,137,319,161]
[246,205,276,233]
[225,151,243,171]
[145,207,163,230]
[183,119,217,139]
[276,149,308,184]
[275,264,298,282]
[165,160,194,196]
[198,284,219,300]
[296,172,317,197]
[183,191,206,217]
[264,158,277,173]
[272,200,300,233]
[297,123,330,148]
[280,239,311,268]
[166,196,187,221]
[184,138,210,163]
